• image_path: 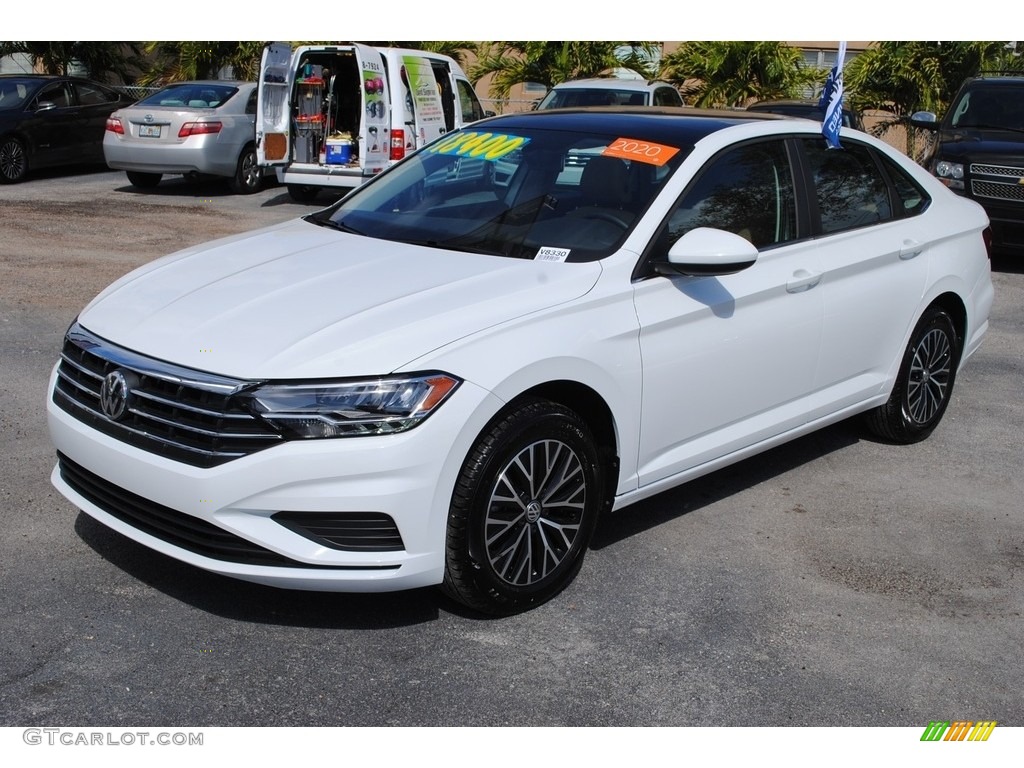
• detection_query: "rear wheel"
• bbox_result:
[866,305,960,443]
[126,171,161,188]
[0,136,28,183]
[229,146,262,194]
[287,184,320,203]
[442,399,604,615]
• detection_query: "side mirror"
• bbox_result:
[35,101,57,113]
[910,111,939,130]
[653,227,758,277]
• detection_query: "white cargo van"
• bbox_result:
[257,43,488,202]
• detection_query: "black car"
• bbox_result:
[746,99,865,131]
[912,74,1024,257]
[0,74,132,183]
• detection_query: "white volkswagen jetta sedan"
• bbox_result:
[49,108,994,615]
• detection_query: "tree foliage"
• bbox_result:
[0,42,145,83]
[469,42,661,100]
[659,41,820,107]
[140,42,266,84]
[845,41,1023,155]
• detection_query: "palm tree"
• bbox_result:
[0,42,144,83]
[659,41,821,108]
[470,42,661,101]
[845,41,1022,155]
[140,42,266,85]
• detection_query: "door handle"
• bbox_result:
[786,269,822,293]
[899,239,924,260]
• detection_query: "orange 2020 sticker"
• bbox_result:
[603,138,680,167]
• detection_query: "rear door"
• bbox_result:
[400,54,448,147]
[355,43,390,172]
[256,42,294,166]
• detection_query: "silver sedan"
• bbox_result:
[103,81,262,194]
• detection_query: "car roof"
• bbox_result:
[479,106,784,145]
[550,78,673,91]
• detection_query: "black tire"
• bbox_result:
[442,398,605,615]
[0,136,28,183]
[287,184,320,203]
[865,305,961,444]
[229,145,263,194]
[126,171,162,189]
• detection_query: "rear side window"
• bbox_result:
[801,139,892,234]
[74,82,119,106]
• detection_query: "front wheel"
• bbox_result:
[442,399,605,615]
[229,146,263,194]
[865,305,961,443]
[0,136,28,183]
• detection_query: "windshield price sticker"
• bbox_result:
[603,138,680,167]
[536,247,571,262]
[427,131,530,161]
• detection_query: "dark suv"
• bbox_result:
[912,74,1024,256]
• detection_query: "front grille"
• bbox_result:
[59,453,398,570]
[272,511,405,551]
[53,323,282,467]
[971,178,1024,203]
[970,162,1024,204]
[59,452,305,567]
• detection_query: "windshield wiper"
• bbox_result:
[959,122,1024,135]
[305,215,366,236]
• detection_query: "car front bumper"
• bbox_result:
[47,363,500,592]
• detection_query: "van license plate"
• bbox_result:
[139,125,161,138]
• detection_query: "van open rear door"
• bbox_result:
[353,43,390,173]
[399,54,448,147]
[257,42,294,167]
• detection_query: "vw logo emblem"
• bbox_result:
[99,370,132,421]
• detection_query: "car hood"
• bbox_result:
[79,218,602,380]
[936,127,1024,159]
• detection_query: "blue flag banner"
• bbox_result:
[819,41,847,149]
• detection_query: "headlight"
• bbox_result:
[248,373,461,438]
[934,160,965,190]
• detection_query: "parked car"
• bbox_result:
[104,81,263,194]
[0,74,132,183]
[911,73,1024,257]
[746,98,865,131]
[48,108,993,615]
[535,77,683,108]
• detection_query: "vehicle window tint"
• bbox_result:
[246,88,258,115]
[37,82,71,108]
[802,139,892,233]
[74,83,117,106]
[879,154,930,217]
[663,139,796,250]
[457,80,484,123]
[654,87,682,107]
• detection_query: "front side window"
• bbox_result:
[36,82,71,109]
[457,80,485,123]
[801,139,892,234]
[660,139,797,253]
[313,126,691,262]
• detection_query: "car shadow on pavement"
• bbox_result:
[591,418,863,550]
[73,417,864,627]
[73,512,446,628]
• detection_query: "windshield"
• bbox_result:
[0,79,35,111]
[313,124,689,262]
[136,83,239,109]
[948,85,1024,131]
[537,88,650,109]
